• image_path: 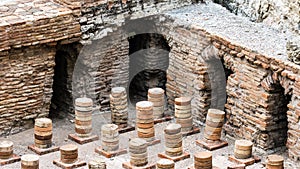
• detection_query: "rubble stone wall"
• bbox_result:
[213,0,300,35]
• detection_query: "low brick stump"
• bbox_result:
[182,126,200,137]
[227,164,246,169]
[196,139,228,151]
[68,134,99,144]
[122,162,156,169]
[28,144,59,155]
[188,166,219,169]
[95,146,127,158]
[147,139,161,146]
[53,159,86,169]
[158,152,190,162]
[0,154,21,165]
[154,116,173,124]
[228,155,261,166]
[118,125,135,134]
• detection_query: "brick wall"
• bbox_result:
[0,0,299,161]
[165,27,212,124]
[0,0,81,134]
[0,45,56,135]
[161,3,300,160]
[72,30,129,111]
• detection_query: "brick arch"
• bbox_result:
[200,45,227,111]
[127,33,171,104]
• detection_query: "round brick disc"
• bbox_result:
[205,120,223,128]
[136,101,153,110]
[75,106,93,112]
[165,146,183,153]
[0,140,13,150]
[75,127,92,135]
[205,125,222,133]
[75,110,92,116]
[174,97,192,106]
[129,147,147,154]
[60,144,78,152]
[130,138,148,147]
[165,123,182,134]
[75,97,93,107]
[165,141,182,148]
[130,158,148,167]
[165,137,182,145]
[136,113,154,120]
[207,109,225,119]
[175,112,192,119]
[138,132,155,138]
[101,136,119,143]
[148,88,164,97]
[136,119,154,124]
[149,101,164,107]
[175,109,192,114]
[235,140,253,150]
[147,97,164,102]
[89,158,106,169]
[109,94,127,102]
[34,133,52,140]
[165,132,182,140]
[234,149,252,159]
[194,151,212,161]
[136,122,154,129]
[102,145,119,152]
[101,124,118,132]
[137,127,154,133]
[157,159,174,168]
[206,115,224,123]
[175,105,192,110]
[111,87,126,95]
[35,118,52,128]
[165,150,183,157]
[204,130,222,141]
[267,154,284,164]
[21,154,39,166]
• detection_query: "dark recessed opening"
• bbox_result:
[269,84,290,149]
[128,33,170,104]
[50,51,68,118]
[50,44,79,118]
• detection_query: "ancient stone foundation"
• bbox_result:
[0,0,300,162]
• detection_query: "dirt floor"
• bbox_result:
[1,108,299,169]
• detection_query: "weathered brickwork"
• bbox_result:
[160,3,300,160]
[0,0,81,51]
[0,45,56,135]
[72,30,129,111]
[0,0,81,134]
[0,0,300,162]
[165,27,212,125]
[77,0,195,43]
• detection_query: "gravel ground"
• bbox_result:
[1,107,299,169]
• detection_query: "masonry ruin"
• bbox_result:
[0,0,300,166]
